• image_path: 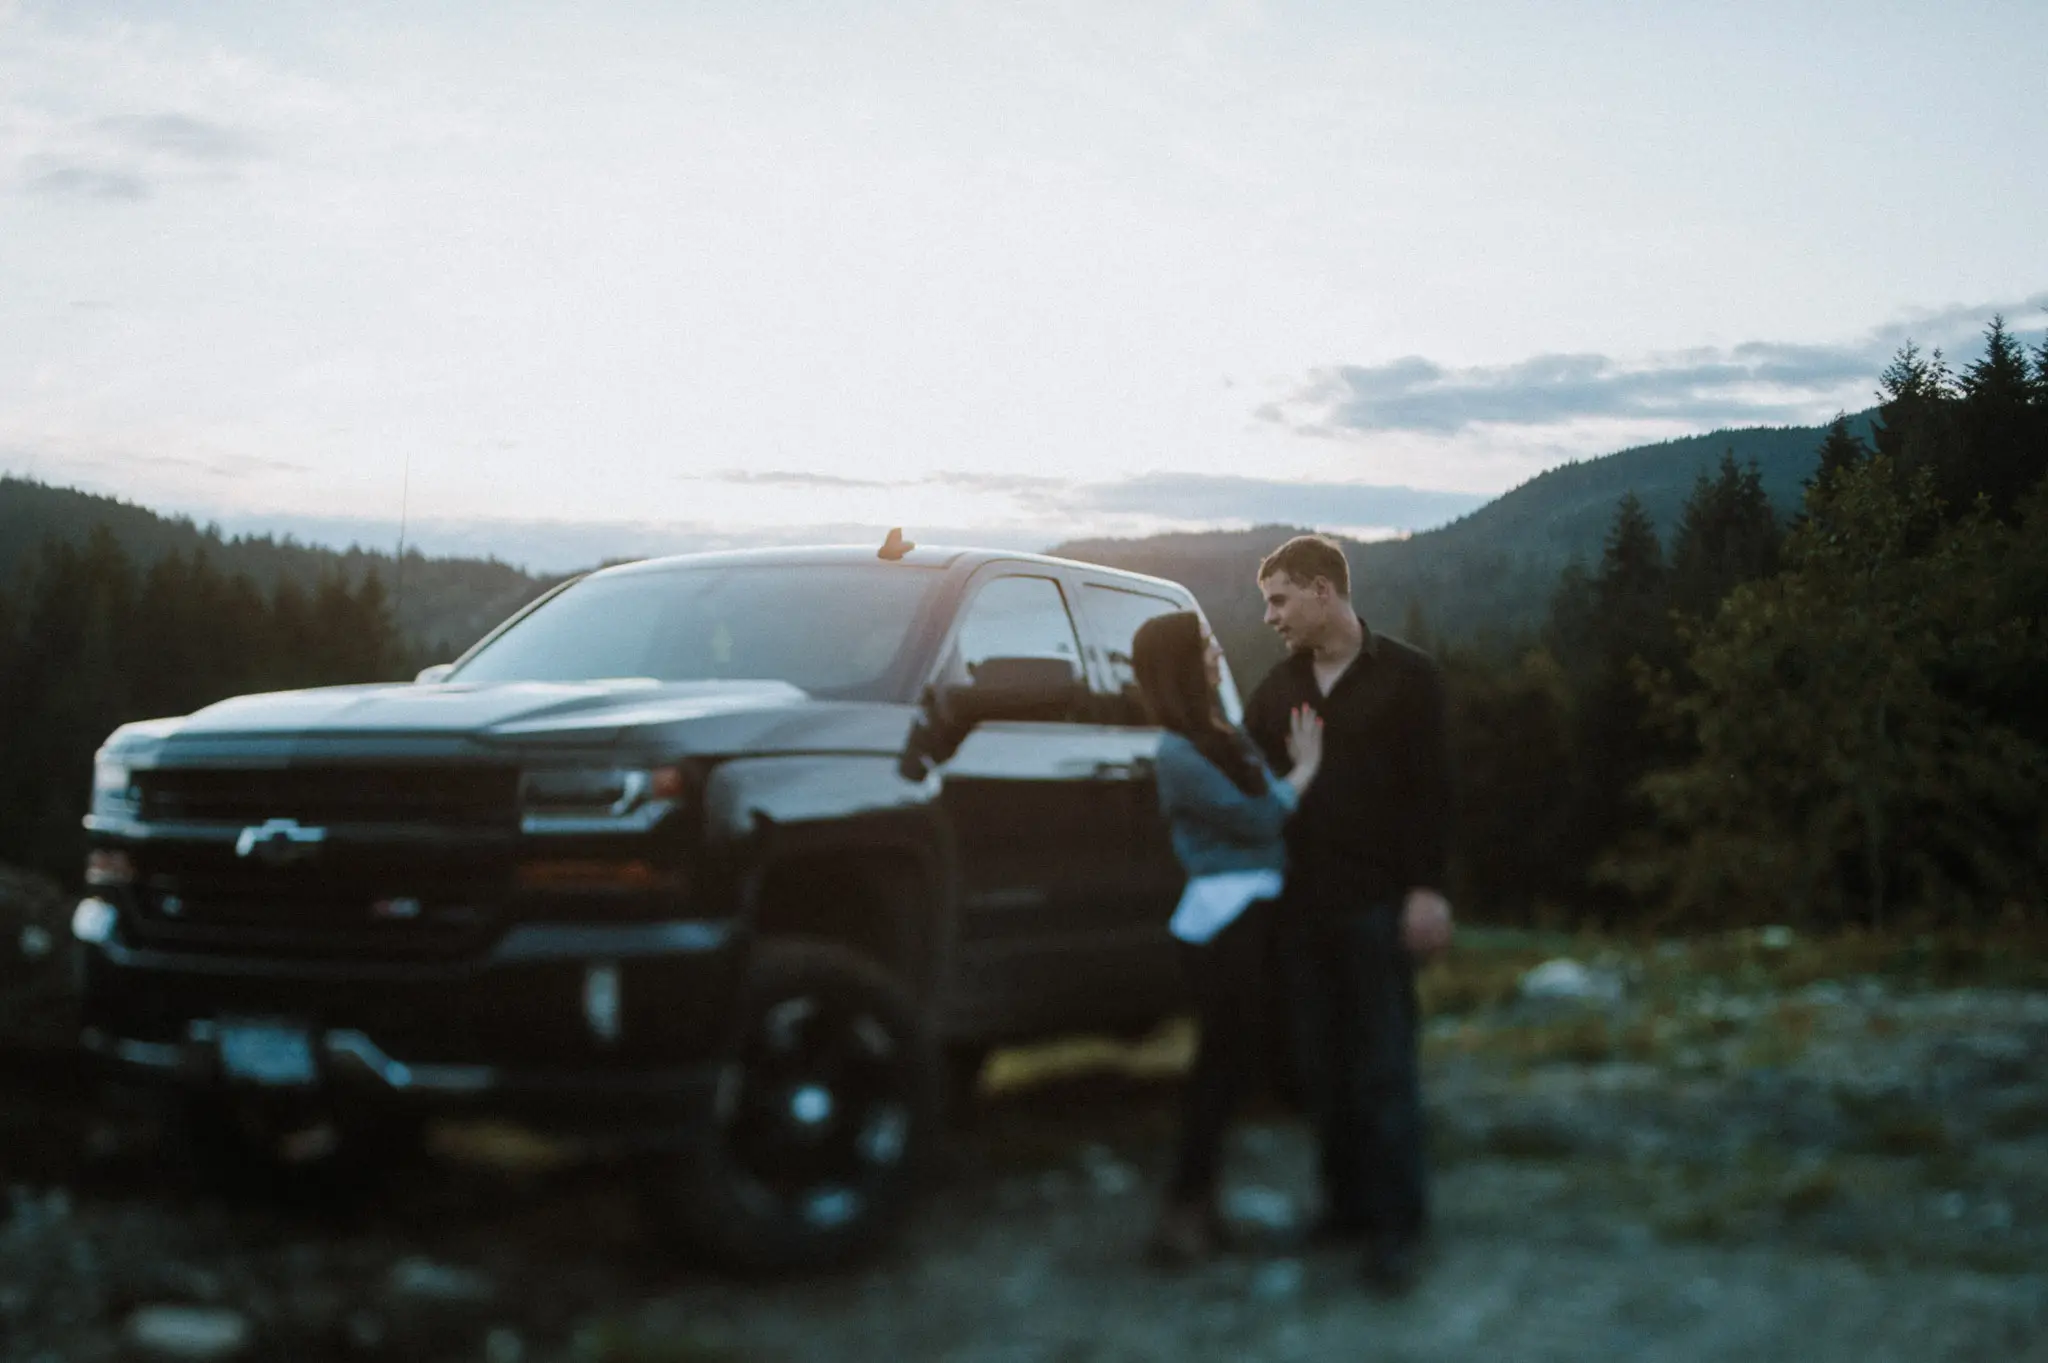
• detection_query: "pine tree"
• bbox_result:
[1542,493,1680,917]
[1871,341,1964,506]
[1956,315,2048,519]
[1810,412,1870,490]
[0,530,139,874]
[1443,648,1577,923]
[1544,560,1596,672]
[1670,452,1782,620]
[1591,492,1671,671]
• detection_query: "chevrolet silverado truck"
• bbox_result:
[75,540,1243,1269]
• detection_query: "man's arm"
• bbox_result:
[1402,656,1455,956]
[1407,657,1452,892]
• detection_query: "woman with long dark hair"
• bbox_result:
[1131,610,1321,1264]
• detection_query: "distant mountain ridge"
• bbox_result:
[5,412,1866,674]
[1055,414,1872,676]
[0,477,550,659]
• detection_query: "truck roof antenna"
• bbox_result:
[877,527,916,561]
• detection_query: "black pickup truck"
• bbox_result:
[76,541,1241,1268]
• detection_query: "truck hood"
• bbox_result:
[151,678,817,743]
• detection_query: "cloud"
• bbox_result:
[1072,473,1485,528]
[686,468,1482,534]
[96,113,259,164]
[2,443,310,483]
[22,157,149,200]
[194,512,1068,575]
[696,469,892,490]
[87,472,1490,574]
[11,110,261,201]
[1266,295,2048,439]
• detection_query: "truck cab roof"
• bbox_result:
[591,542,1190,596]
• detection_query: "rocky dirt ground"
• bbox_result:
[3,927,2046,1362]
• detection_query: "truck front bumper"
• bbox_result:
[76,913,745,1133]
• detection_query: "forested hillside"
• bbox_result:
[0,478,548,660]
[0,487,552,880]
[4,320,2039,934]
[1063,322,2044,931]
[1056,414,1875,678]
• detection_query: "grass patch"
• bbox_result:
[1648,1156,1849,1245]
[1736,1001,1818,1069]
[1417,946,1553,1016]
[1775,1163,1842,1218]
[1430,1010,1679,1069]
[1481,1119,1581,1160]
[1641,921,2048,994]
[984,1020,1195,1095]
[1855,1112,1953,1158]
[1982,1091,2048,1140]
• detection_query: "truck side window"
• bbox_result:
[1081,585,1185,726]
[949,575,1085,710]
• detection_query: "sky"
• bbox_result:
[3,0,2044,569]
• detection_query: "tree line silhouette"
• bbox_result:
[1439,317,2048,931]
[1,317,2042,933]
[0,534,410,878]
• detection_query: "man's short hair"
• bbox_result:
[1258,534,1351,598]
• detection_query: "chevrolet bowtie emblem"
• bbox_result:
[234,818,326,867]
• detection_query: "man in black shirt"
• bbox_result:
[1244,534,1452,1293]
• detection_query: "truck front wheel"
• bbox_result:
[643,939,940,1272]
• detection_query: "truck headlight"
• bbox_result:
[91,758,138,819]
[519,764,687,817]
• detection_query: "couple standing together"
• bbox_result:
[1131,534,1453,1294]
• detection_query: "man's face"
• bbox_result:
[1261,572,1334,650]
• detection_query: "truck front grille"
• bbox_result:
[123,762,520,960]
[137,764,519,828]
[128,860,506,961]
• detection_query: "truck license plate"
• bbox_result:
[218,1022,317,1087]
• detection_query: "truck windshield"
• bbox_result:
[450,563,943,701]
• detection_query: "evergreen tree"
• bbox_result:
[1543,559,1596,670]
[0,530,138,872]
[1669,452,1782,620]
[1443,647,1577,923]
[1810,412,1870,489]
[1543,493,1679,917]
[1585,492,1675,680]
[0,527,411,880]
[1613,457,2046,928]
[1871,341,1964,507]
[1956,315,2048,518]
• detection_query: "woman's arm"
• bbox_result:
[1156,734,1296,847]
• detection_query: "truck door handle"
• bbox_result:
[1092,758,1155,781]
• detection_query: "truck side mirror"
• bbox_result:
[897,656,1080,780]
[415,663,455,684]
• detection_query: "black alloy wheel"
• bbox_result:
[645,938,939,1272]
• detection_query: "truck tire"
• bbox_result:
[644,939,940,1273]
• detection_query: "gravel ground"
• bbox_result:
[3,974,2045,1362]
